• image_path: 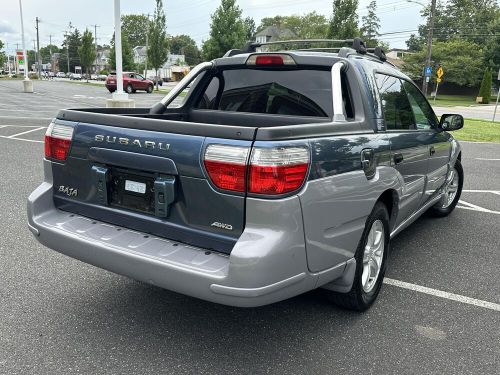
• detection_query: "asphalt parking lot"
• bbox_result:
[0,80,499,374]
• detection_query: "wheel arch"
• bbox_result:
[377,189,399,230]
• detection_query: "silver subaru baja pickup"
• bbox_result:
[28,39,463,310]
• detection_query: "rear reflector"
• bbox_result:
[249,147,309,195]
[44,122,74,161]
[204,144,249,192]
[246,54,296,66]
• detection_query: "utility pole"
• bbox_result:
[144,13,150,78]
[18,0,32,92]
[65,22,73,73]
[49,34,54,73]
[422,0,437,96]
[93,25,99,73]
[35,17,42,78]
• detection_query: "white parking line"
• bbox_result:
[0,125,48,128]
[7,127,46,138]
[0,115,53,120]
[475,158,500,161]
[0,135,43,143]
[384,278,500,312]
[457,200,500,214]
[459,140,500,144]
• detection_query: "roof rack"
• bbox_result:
[224,38,389,64]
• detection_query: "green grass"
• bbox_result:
[452,118,500,143]
[429,94,497,107]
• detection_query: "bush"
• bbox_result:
[477,68,492,104]
[99,69,109,75]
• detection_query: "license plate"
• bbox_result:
[125,180,146,194]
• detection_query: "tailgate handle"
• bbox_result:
[154,176,176,218]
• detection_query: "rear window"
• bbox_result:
[195,69,334,117]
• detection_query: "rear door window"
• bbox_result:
[375,74,416,130]
[196,69,334,117]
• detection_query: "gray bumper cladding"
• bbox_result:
[27,177,353,307]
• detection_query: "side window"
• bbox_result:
[129,73,135,79]
[195,76,220,109]
[375,74,416,130]
[402,81,439,130]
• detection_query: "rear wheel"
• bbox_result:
[146,84,153,93]
[126,84,134,94]
[327,202,390,311]
[429,159,463,217]
[108,89,115,93]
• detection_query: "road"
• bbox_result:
[0,80,499,375]
[433,104,499,122]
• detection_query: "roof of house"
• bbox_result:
[255,26,296,41]
[133,46,147,55]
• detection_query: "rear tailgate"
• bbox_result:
[48,119,253,254]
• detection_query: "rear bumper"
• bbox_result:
[27,162,351,307]
[105,83,116,90]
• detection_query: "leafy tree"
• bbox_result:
[360,1,380,46]
[483,17,500,73]
[109,32,135,71]
[169,34,201,65]
[0,39,6,69]
[257,12,329,39]
[39,44,60,64]
[148,0,168,90]
[328,0,359,39]
[402,40,483,87]
[477,68,492,103]
[78,29,96,81]
[122,14,149,47]
[243,17,256,41]
[202,0,246,60]
[59,28,82,73]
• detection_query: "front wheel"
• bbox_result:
[429,159,463,217]
[126,84,134,94]
[327,202,390,311]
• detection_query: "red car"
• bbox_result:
[105,72,154,94]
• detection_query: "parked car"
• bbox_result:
[90,74,98,80]
[147,75,163,86]
[97,74,107,81]
[56,72,66,78]
[28,38,464,311]
[105,72,154,93]
[70,73,82,80]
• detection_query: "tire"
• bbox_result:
[146,84,153,93]
[108,89,115,93]
[126,84,134,94]
[327,202,390,311]
[429,159,463,217]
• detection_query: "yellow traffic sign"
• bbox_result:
[437,66,444,78]
[436,78,442,83]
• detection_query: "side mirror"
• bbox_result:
[439,114,464,131]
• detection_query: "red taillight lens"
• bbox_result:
[256,55,284,65]
[44,123,74,161]
[249,147,310,195]
[204,145,249,192]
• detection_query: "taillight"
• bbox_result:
[204,144,309,196]
[246,54,296,66]
[249,147,309,195]
[204,144,249,192]
[44,122,74,161]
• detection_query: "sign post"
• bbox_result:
[434,66,444,103]
[493,68,500,122]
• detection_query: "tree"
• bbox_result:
[360,1,380,46]
[148,0,168,90]
[39,44,59,64]
[202,0,246,60]
[0,40,6,69]
[477,68,492,103]
[243,17,256,41]
[78,29,96,81]
[109,32,135,71]
[169,34,201,65]
[402,40,484,87]
[122,14,149,48]
[59,28,82,73]
[257,12,328,39]
[328,0,359,39]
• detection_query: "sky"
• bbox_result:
[0,0,426,55]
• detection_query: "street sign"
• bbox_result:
[497,68,500,81]
[425,66,432,76]
[436,78,442,83]
[437,66,444,79]
[425,76,430,82]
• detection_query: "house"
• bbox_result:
[386,49,412,69]
[133,46,147,64]
[255,26,297,43]
[94,49,110,72]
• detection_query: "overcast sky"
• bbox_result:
[0,0,425,54]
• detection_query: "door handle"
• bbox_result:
[393,153,404,165]
[429,146,436,156]
[361,148,376,179]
